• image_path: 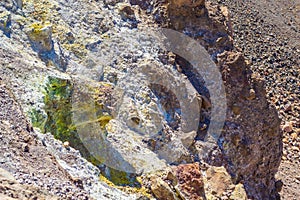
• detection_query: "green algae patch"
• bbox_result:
[39,76,93,162]
[29,108,46,132]
[31,76,143,190]
[43,77,74,142]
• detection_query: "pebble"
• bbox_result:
[284,103,292,112]
[291,146,300,152]
[291,133,298,140]
[282,122,293,133]
[282,156,287,160]
[275,180,283,192]
[63,141,70,148]
[247,89,256,100]
[22,144,29,153]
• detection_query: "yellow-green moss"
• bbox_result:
[31,76,145,193]
[99,173,152,198]
[109,168,134,186]
[43,77,75,142]
[29,22,51,34]
[62,43,88,58]
[23,0,53,22]
[29,108,46,132]
[97,115,112,129]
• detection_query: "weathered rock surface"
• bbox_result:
[148,1,282,199]
[0,0,284,199]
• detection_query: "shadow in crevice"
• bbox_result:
[26,25,68,72]
[31,41,68,72]
[149,83,181,131]
[174,55,211,141]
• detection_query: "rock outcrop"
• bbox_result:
[0,0,282,199]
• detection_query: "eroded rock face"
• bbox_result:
[26,22,54,54]
[217,51,282,199]
[127,0,281,199]
[155,1,282,199]
[0,0,282,199]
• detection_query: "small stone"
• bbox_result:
[291,133,298,140]
[165,170,178,186]
[63,141,70,148]
[292,146,299,152]
[282,122,293,133]
[23,144,29,152]
[232,105,241,115]
[201,95,212,109]
[282,137,288,143]
[205,166,232,197]
[275,180,283,192]
[229,184,247,200]
[228,184,236,190]
[200,124,207,131]
[246,89,256,100]
[150,176,177,200]
[282,156,287,160]
[23,135,32,143]
[220,6,229,18]
[172,163,205,199]
[267,68,273,74]
[284,103,292,111]
[118,3,136,21]
[181,131,196,147]
[216,37,227,44]
[26,22,54,53]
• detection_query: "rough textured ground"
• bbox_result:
[0,83,89,200]
[211,0,300,199]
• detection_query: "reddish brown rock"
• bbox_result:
[282,122,293,133]
[172,163,205,200]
